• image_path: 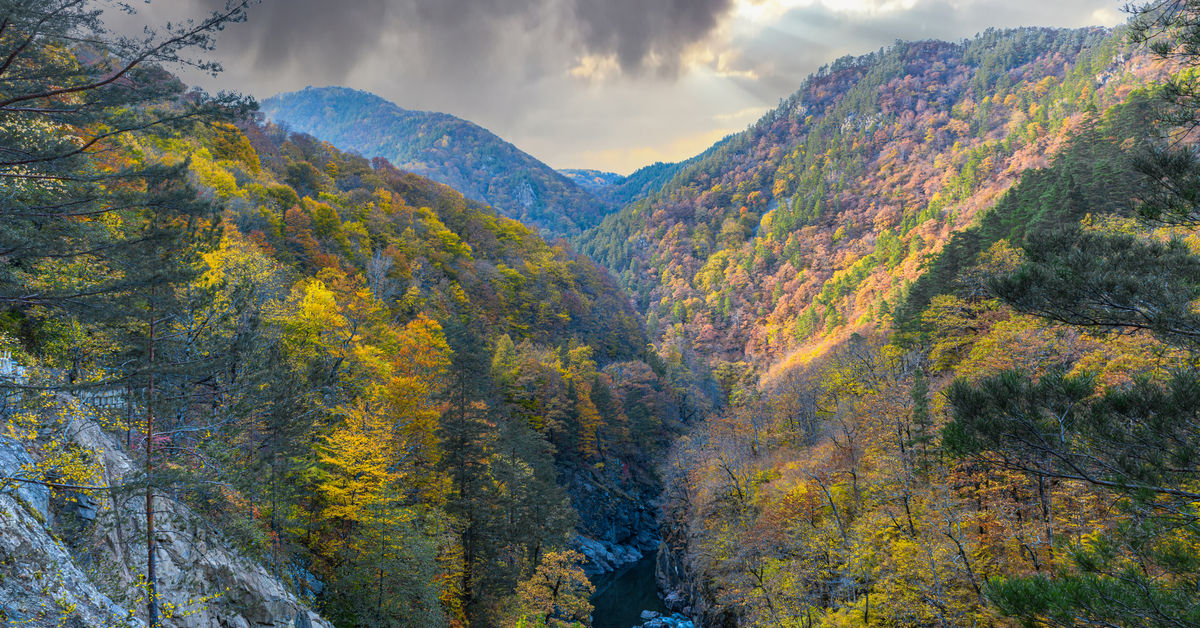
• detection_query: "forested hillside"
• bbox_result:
[627,11,1200,627]
[11,1,1200,627]
[178,121,678,624]
[580,27,1159,366]
[0,6,683,625]
[262,87,612,236]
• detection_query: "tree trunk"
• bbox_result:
[146,318,158,628]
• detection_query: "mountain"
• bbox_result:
[581,24,1200,627]
[558,163,693,208]
[261,86,612,236]
[1,24,681,624]
[558,168,623,193]
[191,121,680,623]
[579,26,1147,365]
[17,1,1200,626]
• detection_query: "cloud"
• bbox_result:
[135,0,1128,174]
[578,127,741,174]
[698,0,1127,104]
[171,0,734,82]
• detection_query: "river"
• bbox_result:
[590,552,670,628]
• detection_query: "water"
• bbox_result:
[590,552,670,628]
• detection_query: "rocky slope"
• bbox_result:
[565,466,661,575]
[0,394,328,628]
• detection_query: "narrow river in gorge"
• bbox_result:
[590,552,670,628]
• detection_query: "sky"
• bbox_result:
[131,0,1124,175]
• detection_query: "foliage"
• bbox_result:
[514,550,594,627]
[0,15,686,626]
[262,87,613,237]
[580,26,1150,363]
[644,15,1200,628]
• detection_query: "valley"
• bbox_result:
[4,1,1200,627]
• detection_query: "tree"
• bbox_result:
[944,369,1200,625]
[0,0,252,310]
[437,315,498,621]
[936,7,1200,620]
[514,550,594,627]
[991,226,1200,347]
[0,3,254,626]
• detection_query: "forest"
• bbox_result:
[4,0,1200,627]
[260,87,613,237]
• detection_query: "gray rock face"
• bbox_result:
[0,437,50,522]
[0,488,135,626]
[0,395,331,628]
[573,533,649,575]
[564,464,660,574]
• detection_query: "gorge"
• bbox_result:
[5,1,1200,627]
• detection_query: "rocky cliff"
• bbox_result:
[0,394,329,628]
[565,464,661,575]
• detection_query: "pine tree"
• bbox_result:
[938,6,1200,623]
[437,315,497,620]
[907,371,934,480]
[0,0,252,311]
[0,3,253,626]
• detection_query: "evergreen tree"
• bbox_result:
[437,315,498,620]
[0,3,253,625]
[938,6,1200,624]
[0,0,252,311]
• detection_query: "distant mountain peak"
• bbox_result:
[557,169,624,193]
[262,87,610,236]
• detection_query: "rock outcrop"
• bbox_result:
[657,540,738,627]
[633,610,696,628]
[0,395,329,627]
[565,463,660,574]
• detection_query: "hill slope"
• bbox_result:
[579,27,1156,364]
[632,24,1200,628]
[262,87,611,236]
[3,41,679,626]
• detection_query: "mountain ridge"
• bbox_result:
[262,86,613,236]
[579,25,1136,364]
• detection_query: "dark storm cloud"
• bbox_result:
[571,0,733,74]
[183,0,734,79]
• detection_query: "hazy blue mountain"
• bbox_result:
[262,87,612,236]
[558,169,623,194]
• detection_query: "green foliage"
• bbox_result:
[992,226,1200,346]
[0,23,681,625]
[892,95,1159,339]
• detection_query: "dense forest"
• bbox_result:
[0,3,691,625]
[624,7,1200,628]
[579,25,1157,366]
[7,0,1200,627]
